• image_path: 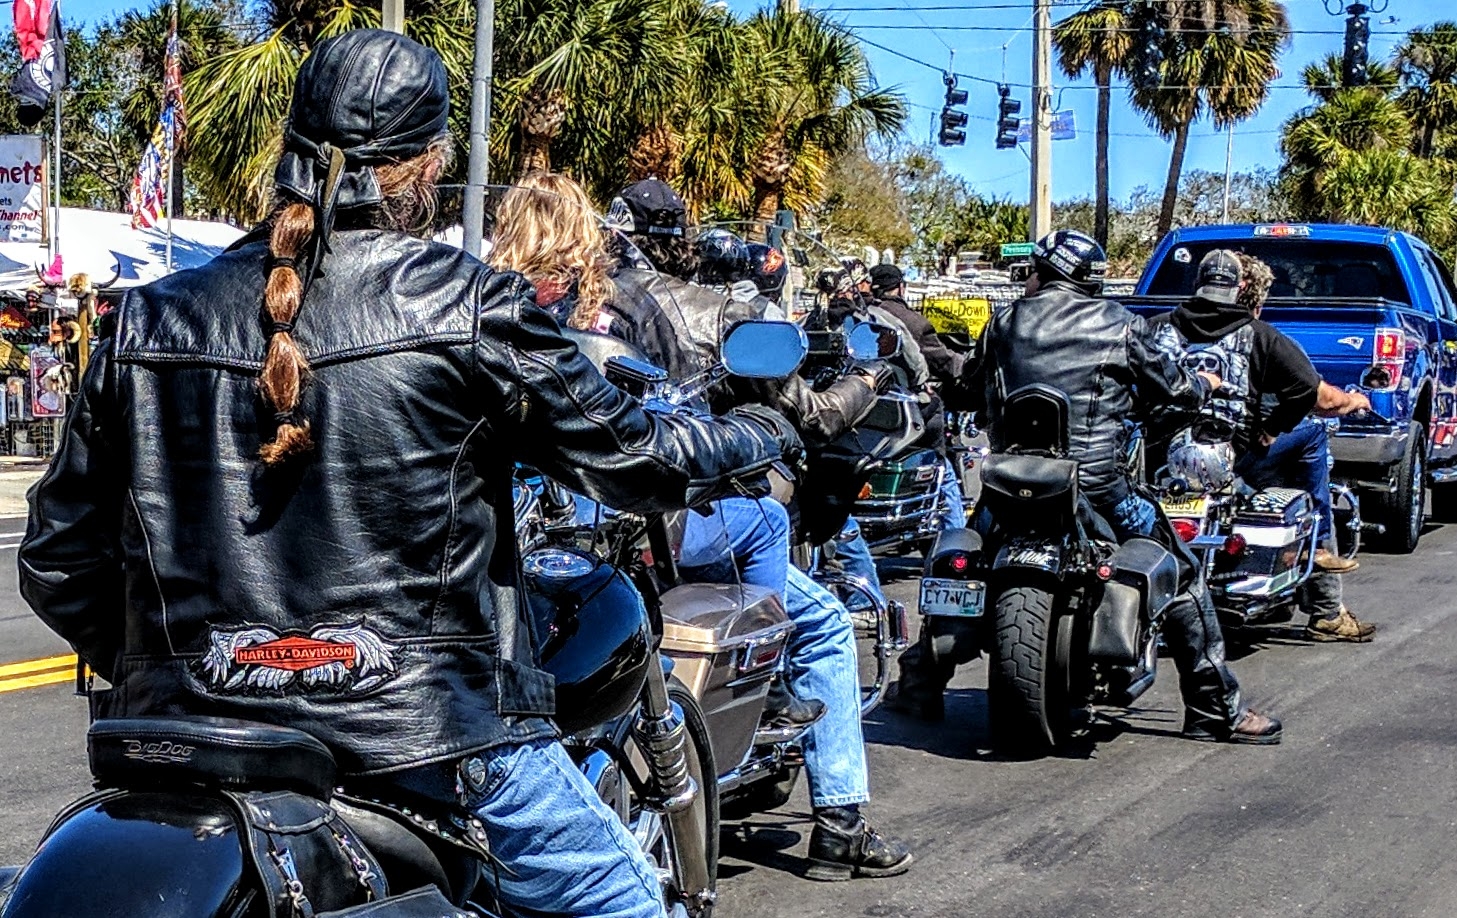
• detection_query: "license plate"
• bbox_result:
[1160,495,1208,517]
[920,577,986,617]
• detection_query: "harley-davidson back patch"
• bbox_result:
[198,623,400,694]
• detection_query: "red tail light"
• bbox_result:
[1372,328,1405,391]
[948,552,970,573]
[1375,328,1404,360]
[1221,533,1248,557]
[1096,563,1114,581]
[1171,518,1200,543]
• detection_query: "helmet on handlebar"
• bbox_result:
[1166,431,1236,493]
[1031,229,1107,294]
[694,228,750,286]
[746,242,789,299]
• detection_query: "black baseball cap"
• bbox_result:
[1195,249,1242,305]
[615,178,687,237]
[868,264,904,295]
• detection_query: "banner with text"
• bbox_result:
[0,135,45,243]
[921,296,992,338]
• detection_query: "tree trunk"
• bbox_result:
[519,135,552,176]
[752,185,781,234]
[1157,121,1190,239]
[1094,61,1112,249]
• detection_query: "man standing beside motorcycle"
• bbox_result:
[1151,250,1375,642]
[896,230,1282,744]
[17,32,807,918]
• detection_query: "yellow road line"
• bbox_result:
[0,668,76,693]
[0,653,77,680]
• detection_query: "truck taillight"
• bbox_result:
[1372,327,1405,391]
[1375,328,1404,360]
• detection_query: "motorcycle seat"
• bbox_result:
[88,715,337,800]
[332,797,481,906]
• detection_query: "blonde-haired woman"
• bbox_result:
[492,171,697,381]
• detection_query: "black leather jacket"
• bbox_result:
[638,274,877,448]
[18,230,784,777]
[967,280,1210,507]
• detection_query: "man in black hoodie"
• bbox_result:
[1150,250,1375,642]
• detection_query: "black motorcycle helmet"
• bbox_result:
[1031,229,1107,293]
[746,242,789,299]
[694,228,750,286]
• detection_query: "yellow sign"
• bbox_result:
[922,296,992,337]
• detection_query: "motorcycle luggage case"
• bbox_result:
[1223,488,1317,597]
[979,454,1079,532]
[660,584,793,775]
[1090,537,1180,664]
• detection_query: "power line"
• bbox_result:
[844,23,1414,36]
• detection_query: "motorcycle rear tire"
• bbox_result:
[989,584,1073,757]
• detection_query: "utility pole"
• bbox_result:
[1028,0,1052,241]
[461,0,495,258]
[382,0,404,32]
[1221,123,1234,223]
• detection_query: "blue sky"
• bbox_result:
[58,0,1454,204]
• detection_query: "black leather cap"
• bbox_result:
[275,29,449,211]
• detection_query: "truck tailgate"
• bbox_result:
[1259,305,1391,361]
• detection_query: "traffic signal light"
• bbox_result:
[1343,4,1370,86]
[938,74,968,146]
[995,84,1020,150]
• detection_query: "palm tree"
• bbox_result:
[680,9,903,228]
[115,0,239,218]
[1128,0,1290,237]
[1280,86,1412,219]
[1053,1,1132,249]
[185,0,481,222]
[1395,22,1457,158]
[1301,52,1398,103]
[1317,148,1455,242]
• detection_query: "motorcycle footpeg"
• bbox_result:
[753,710,825,747]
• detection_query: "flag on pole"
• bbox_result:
[10,0,68,128]
[130,9,184,230]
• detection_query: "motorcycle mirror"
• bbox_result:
[1360,365,1392,390]
[721,320,808,378]
[847,321,902,361]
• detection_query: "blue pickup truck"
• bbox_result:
[1123,223,1457,553]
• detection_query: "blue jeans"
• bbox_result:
[1234,418,1335,544]
[680,497,788,591]
[940,456,967,530]
[834,518,887,615]
[460,739,665,918]
[680,498,870,808]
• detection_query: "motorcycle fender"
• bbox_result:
[0,791,247,918]
[993,539,1064,574]
[1088,581,1142,666]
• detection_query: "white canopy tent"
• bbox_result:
[0,207,245,294]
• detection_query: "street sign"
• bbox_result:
[1000,242,1035,258]
[1015,110,1076,145]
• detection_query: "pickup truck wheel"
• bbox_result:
[1375,422,1426,554]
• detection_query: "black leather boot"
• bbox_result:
[760,676,826,730]
[806,806,914,881]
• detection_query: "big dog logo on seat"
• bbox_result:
[197,623,400,694]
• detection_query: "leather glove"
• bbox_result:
[728,403,805,466]
[850,359,896,394]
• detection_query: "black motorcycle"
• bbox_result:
[916,384,1185,755]
[0,321,807,918]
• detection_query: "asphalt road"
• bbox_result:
[1,512,1455,917]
